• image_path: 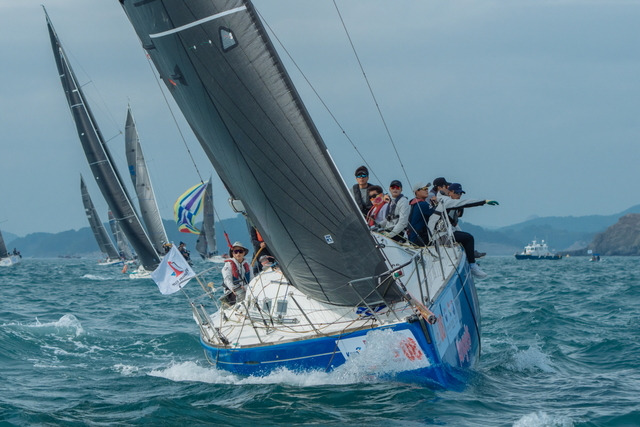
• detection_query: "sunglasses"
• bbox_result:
[232,249,245,254]
[356,174,368,178]
[389,185,400,190]
[418,187,430,191]
[369,193,381,199]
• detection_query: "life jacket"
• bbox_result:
[366,202,388,227]
[386,194,407,221]
[353,183,373,214]
[225,259,251,286]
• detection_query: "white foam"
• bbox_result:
[114,364,140,376]
[82,274,110,281]
[333,329,430,381]
[23,314,85,337]
[507,344,554,373]
[147,329,432,386]
[513,411,574,427]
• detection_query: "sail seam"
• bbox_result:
[149,6,247,39]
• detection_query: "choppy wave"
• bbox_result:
[1,257,639,425]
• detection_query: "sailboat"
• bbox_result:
[0,229,21,267]
[108,211,135,263]
[196,181,226,263]
[125,106,169,254]
[121,1,481,387]
[80,176,122,265]
[45,8,161,276]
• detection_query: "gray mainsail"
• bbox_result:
[80,176,121,261]
[120,1,400,305]
[45,8,160,271]
[196,180,217,258]
[125,106,169,253]
[109,211,135,261]
[0,230,8,258]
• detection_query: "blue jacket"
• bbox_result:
[407,200,433,245]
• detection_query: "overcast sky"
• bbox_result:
[2,0,639,237]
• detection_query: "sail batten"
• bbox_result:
[121,0,401,305]
[45,8,160,271]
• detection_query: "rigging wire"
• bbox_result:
[331,0,412,190]
[144,54,204,183]
[143,54,232,247]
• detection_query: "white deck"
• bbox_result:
[199,237,462,348]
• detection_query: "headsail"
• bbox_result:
[45,8,160,271]
[80,176,121,261]
[125,106,169,253]
[196,180,217,258]
[0,229,8,258]
[120,1,401,306]
[174,182,206,234]
[109,211,134,261]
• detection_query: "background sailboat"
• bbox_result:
[196,180,225,263]
[124,106,169,254]
[45,8,160,274]
[108,211,135,263]
[80,176,122,265]
[0,228,21,267]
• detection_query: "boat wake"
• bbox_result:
[147,329,437,386]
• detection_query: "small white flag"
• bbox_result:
[151,245,196,295]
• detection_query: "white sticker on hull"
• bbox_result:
[336,329,430,370]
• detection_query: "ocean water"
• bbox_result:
[1,256,639,426]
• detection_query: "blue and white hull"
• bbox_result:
[0,255,21,267]
[196,238,480,388]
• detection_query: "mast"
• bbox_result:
[45,7,160,271]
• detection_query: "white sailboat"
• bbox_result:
[0,229,21,267]
[80,176,122,266]
[121,1,482,387]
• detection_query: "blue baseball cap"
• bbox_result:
[448,183,465,194]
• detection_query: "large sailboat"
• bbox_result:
[45,8,161,275]
[0,229,21,267]
[121,1,481,387]
[80,176,122,266]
